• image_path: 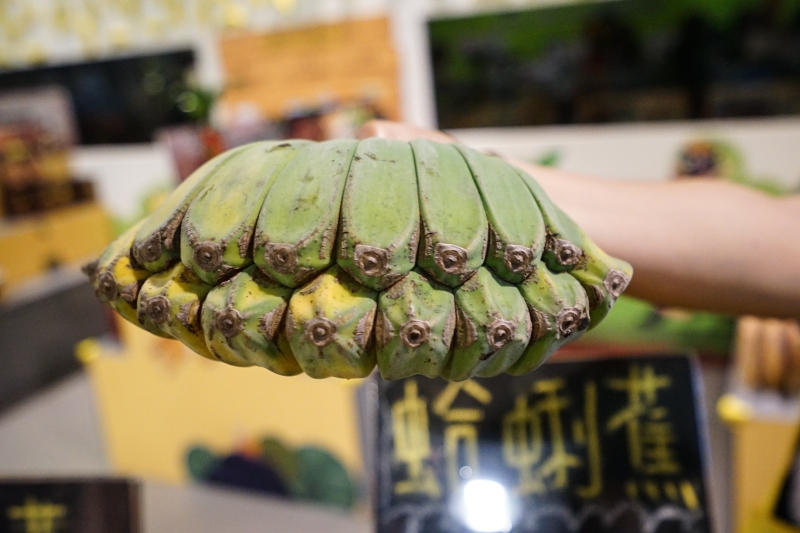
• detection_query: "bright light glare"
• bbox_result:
[460,479,513,533]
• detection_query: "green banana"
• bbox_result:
[569,236,633,326]
[286,265,377,379]
[132,146,247,272]
[137,263,214,359]
[513,168,585,273]
[442,266,531,381]
[511,165,631,324]
[254,140,358,287]
[181,141,308,285]
[508,265,590,375]
[375,269,456,379]
[454,144,546,283]
[83,220,168,334]
[510,166,632,323]
[338,138,419,290]
[202,265,301,375]
[411,139,487,288]
[88,138,634,381]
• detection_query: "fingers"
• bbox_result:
[761,319,787,390]
[786,322,800,391]
[354,119,388,140]
[355,119,457,144]
[735,316,800,394]
[736,315,763,390]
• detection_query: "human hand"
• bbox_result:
[736,316,800,393]
[356,120,457,144]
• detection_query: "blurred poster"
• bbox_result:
[429,0,800,129]
[219,17,400,123]
[0,51,195,145]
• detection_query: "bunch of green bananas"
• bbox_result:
[84,139,632,381]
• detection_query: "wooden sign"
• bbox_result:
[0,479,139,533]
[219,17,400,121]
[375,355,713,533]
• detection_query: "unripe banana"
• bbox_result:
[569,236,633,326]
[375,269,456,379]
[454,144,546,283]
[512,166,632,324]
[508,265,590,375]
[83,220,168,333]
[411,139,487,288]
[286,265,377,379]
[181,141,308,285]
[89,138,634,381]
[137,263,214,359]
[337,138,419,290]
[442,266,531,381]
[254,140,358,287]
[132,147,247,272]
[202,265,301,375]
[513,168,585,273]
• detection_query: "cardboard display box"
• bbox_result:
[0,202,112,294]
[78,318,364,484]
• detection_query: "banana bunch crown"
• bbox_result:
[84,138,632,381]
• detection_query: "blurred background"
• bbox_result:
[0,0,799,532]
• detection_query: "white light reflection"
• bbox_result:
[453,479,513,533]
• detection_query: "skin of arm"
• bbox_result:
[357,120,800,319]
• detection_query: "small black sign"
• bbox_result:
[0,479,139,533]
[774,430,800,527]
[375,355,712,533]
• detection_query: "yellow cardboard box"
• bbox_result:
[78,318,364,484]
[719,395,800,532]
[0,203,112,292]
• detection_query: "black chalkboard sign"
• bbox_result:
[0,479,139,533]
[774,429,800,527]
[374,355,712,533]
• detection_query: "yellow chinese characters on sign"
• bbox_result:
[379,356,711,533]
[392,380,440,498]
[390,379,493,497]
[7,497,67,533]
[606,364,699,509]
[432,380,492,490]
[502,378,602,499]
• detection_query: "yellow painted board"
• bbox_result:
[744,513,800,533]
[47,202,114,262]
[223,78,399,120]
[0,215,51,285]
[0,202,113,290]
[220,17,400,120]
[79,317,364,484]
[731,419,799,533]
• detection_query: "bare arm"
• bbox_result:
[525,165,800,319]
[358,120,800,319]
